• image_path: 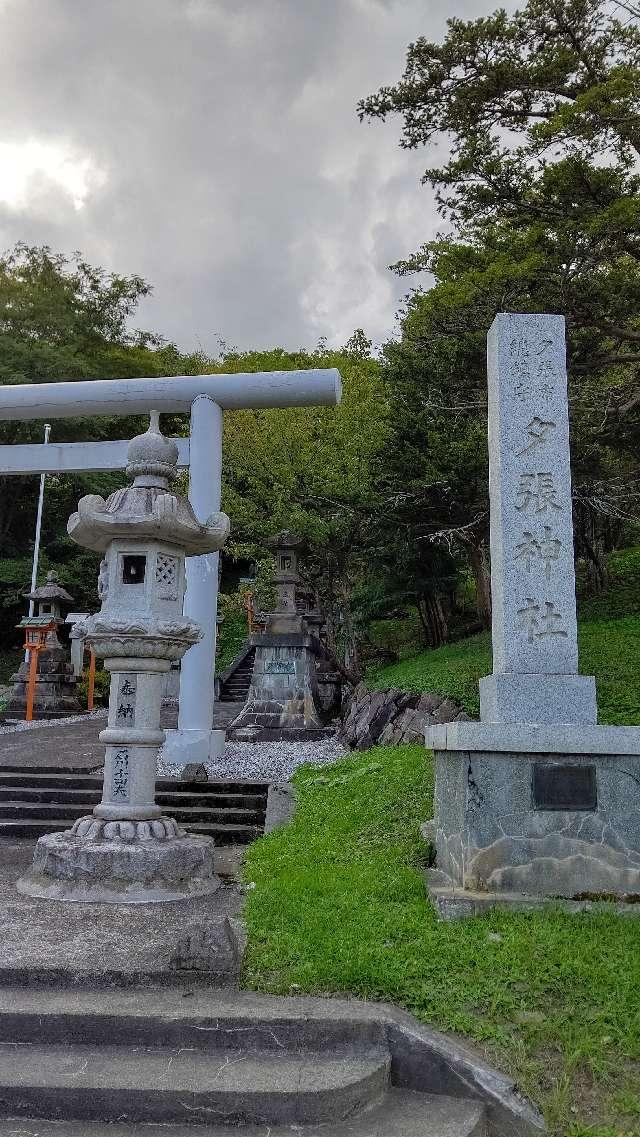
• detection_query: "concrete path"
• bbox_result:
[0,846,245,985]
[0,716,106,771]
[0,702,241,773]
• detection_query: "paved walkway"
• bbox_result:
[0,716,107,772]
[0,847,244,983]
[0,702,242,772]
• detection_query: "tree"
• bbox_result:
[213,335,390,680]
[358,0,640,594]
[0,243,180,644]
[359,0,640,398]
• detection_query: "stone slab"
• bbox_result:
[479,673,597,725]
[427,877,640,921]
[0,857,244,984]
[264,782,296,832]
[427,720,640,755]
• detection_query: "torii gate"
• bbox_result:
[0,369,341,764]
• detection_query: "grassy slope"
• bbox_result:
[244,550,640,1134]
[367,548,640,725]
[244,746,640,1136]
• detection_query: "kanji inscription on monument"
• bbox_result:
[479,313,597,724]
[116,675,137,725]
[111,748,130,800]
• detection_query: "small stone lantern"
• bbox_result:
[6,570,81,719]
[18,412,230,903]
[30,569,75,631]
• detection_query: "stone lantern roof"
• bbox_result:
[27,570,74,606]
[67,412,230,556]
[268,531,303,551]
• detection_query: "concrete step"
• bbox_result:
[0,1042,390,1126]
[0,787,267,809]
[157,791,267,810]
[0,772,269,795]
[0,786,102,804]
[0,819,262,843]
[0,1088,487,1135]
[0,802,263,824]
[0,990,537,1134]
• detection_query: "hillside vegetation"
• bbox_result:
[366,548,640,726]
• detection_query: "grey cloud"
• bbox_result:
[0,0,489,353]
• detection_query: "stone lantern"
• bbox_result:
[229,531,339,738]
[18,412,230,903]
[30,569,75,627]
[266,532,324,636]
[7,570,81,719]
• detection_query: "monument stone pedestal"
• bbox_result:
[429,721,640,908]
[427,314,640,918]
[230,633,332,738]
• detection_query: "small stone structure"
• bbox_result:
[18,413,230,903]
[267,532,324,636]
[229,532,340,738]
[427,313,640,911]
[7,571,81,719]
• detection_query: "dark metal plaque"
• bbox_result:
[264,659,296,676]
[532,762,597,811]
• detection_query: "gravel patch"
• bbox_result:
[0,711,106,736]
[158,736,347,782]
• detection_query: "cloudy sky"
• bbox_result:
[0,0,484,354]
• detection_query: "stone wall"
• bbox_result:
[339,683,470,750]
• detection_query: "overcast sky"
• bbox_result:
[0,0,485,355]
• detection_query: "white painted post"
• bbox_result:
[163,396,225,765]
[28,423,51,618]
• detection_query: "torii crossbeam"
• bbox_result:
[0,369,341,764]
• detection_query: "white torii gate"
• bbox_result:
[0,369,341,764]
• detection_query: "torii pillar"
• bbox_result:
[165,395,224,765]
[0,369,342,766]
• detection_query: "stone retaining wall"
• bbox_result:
[339,683,470,750]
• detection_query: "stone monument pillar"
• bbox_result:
[7,571,81,719]
[18,413,230,903]
[427,314,640,915]
[478,315,596,725]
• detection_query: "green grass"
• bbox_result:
[366,547,640,726]
[244,745,640,1135]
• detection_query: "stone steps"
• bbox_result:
[0,1088,487,1135]
[218,646,256,704]
[0,771,268,845]
[0,1042,390,1126]
[0,818,262,843]
[0,801,260,824]
[0,771,265,793]
[0,988,493,1135]
[0,786,266,809]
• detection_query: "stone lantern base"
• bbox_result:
[7,645,81,719]
[17,819,220,904]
